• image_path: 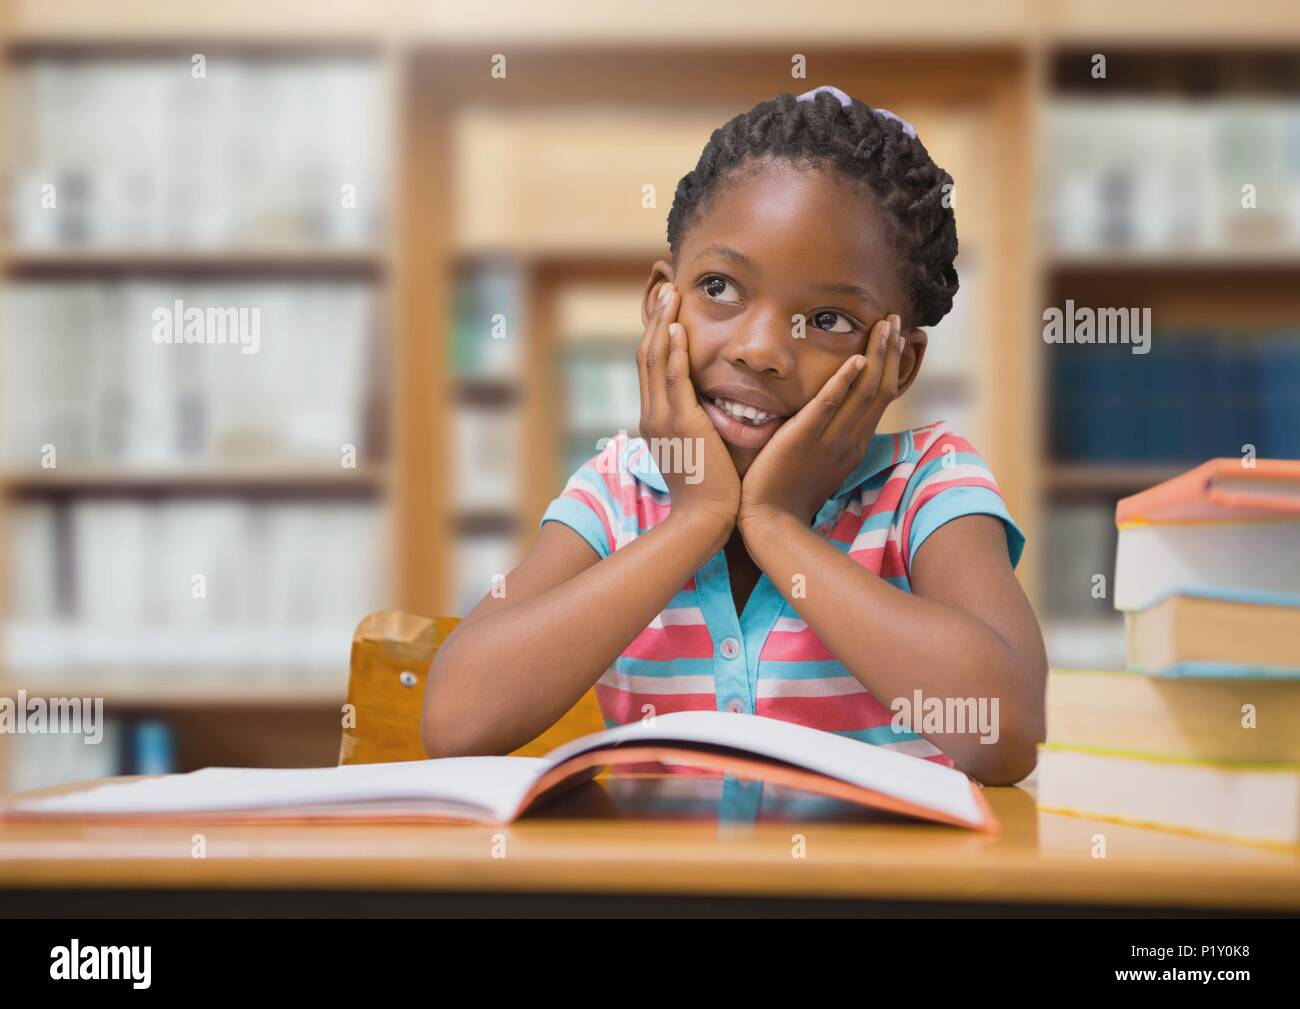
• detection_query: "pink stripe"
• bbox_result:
[755,692,895,732]
[828,507,865,543]
[900,475,998,568]
[623,621,714,661]
[761,628,836,662]
[565,487,615,553]
[635,492,673,527]
[843,542,908,579]
[868,471,910,514]
[928,431,974,454]
[597,463,627,499]
[595,684,716,724]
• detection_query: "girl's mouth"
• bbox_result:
[699,395,786,449]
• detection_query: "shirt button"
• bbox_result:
[726,698,744,713]
[719,637,740,659]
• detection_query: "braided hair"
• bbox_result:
[665,88,959,329]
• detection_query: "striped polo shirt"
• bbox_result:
[538,421,1025,769]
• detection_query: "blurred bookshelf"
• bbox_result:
[1038,44,1300,669]
[0,39,396,791]
[2,1,1299,792]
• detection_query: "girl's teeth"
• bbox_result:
[713,397,775,425]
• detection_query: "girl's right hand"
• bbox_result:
[637,282,741,531]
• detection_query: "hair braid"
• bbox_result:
[666,89,959,329]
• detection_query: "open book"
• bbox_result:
[1,710,997,833]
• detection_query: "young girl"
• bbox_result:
[423,85,1048,786]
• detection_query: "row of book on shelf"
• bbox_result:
[1037,457,1300,846]
[2,281,381,468]
[1049,328,1300,462]
[7,57,388,250]
[451,259,527,378]
[6,499,388,681]
[10,717,177,794]
[1042,97,1300,253]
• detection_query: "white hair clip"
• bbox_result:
[794,84,918,140]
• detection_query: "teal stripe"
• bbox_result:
[908,485,1024,569]
[856,509,895,533]
[823,508,893,548]
[539,497,611,559]
[837,726,923,745]
[612,656,716,678]
[757,659,853,680]
[1142,661,1300,680]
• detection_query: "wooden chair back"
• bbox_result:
[339,610,604,764]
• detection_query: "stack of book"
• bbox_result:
[1037,458,1300,846]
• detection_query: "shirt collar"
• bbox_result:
[627,429,908,500]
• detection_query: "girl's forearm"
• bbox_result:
[743,514,1042,783]
[423,511,731,757]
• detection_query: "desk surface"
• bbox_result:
[2,773,1298,915]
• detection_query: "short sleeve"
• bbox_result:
[538,438,623,560]
[900,429,1025,572]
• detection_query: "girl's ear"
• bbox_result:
[897,328,927,396]
[640,260,675,328]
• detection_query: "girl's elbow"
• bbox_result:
[421,658,472,758]
[965,732,1040,786]
[422,699,482,759]
[420,695,453,758]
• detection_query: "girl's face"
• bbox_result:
[645,159,926,478]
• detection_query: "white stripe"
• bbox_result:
[913,421,952,454]
[771,616,807,633]
[849,523,891,552]
[597,668,715,695]
[646,606,706,629]
[873,737,946,758]
[565,469,620,544]
[756,676,867,699]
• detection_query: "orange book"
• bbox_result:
[1116,458,1300,525]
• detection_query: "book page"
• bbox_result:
[9,756,550,824]
[543,710,982,825]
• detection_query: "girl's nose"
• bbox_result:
[724,312,795,374]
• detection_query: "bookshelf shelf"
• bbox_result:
[3,38,385,59]
[4,249,387,279]
[2,466,388,497]
[453,249,662,272]
[454,509,518,536]
[453,377,522,407]
[1045,464,1187,496]
[1048,251,1300,274]
[1,684,345,709]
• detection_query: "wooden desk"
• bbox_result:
[2,774,1298,916]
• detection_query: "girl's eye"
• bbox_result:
[698,277,859,335]
[700,275,740,303]
[811,309,856,334]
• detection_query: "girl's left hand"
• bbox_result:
[739,313,905,539]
